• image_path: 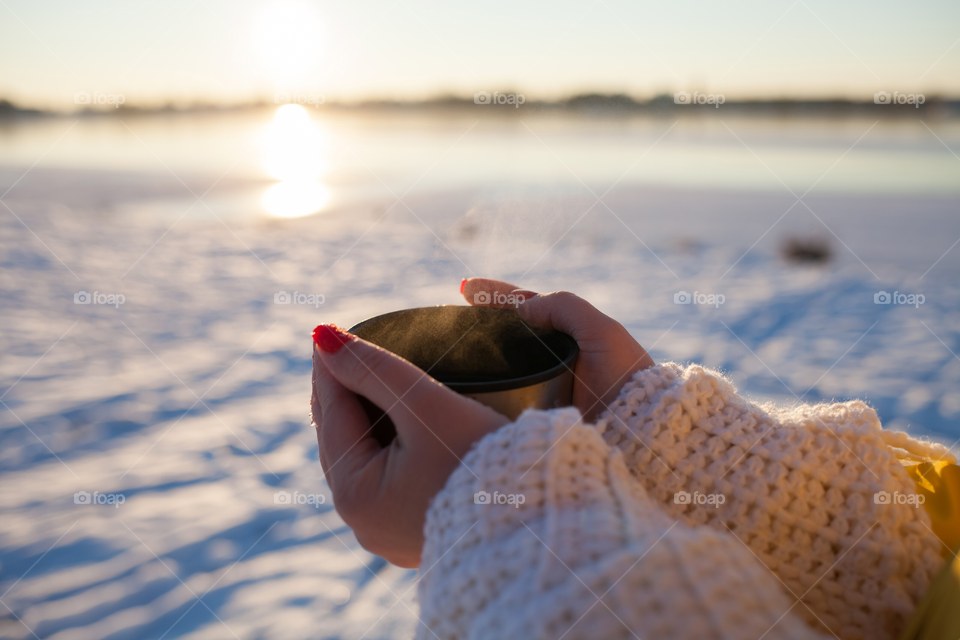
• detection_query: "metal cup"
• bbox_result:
[348,305,578,446]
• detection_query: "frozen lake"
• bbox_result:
[1,107,959,639]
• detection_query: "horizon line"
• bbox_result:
[3,91,958,118]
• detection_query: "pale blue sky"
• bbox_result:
[1,0,958,109]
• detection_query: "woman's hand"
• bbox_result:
[461,278,655,421]
[310,324,508,568]
[310,281,652,566]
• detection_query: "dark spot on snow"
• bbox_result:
[781,236,831,263]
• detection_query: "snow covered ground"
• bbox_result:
[1,111,959,639]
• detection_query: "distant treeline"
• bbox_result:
[1,93,957,119]
[365,93,959,117]
[0,100,45,117]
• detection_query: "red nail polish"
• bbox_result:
[313,324,349,354]
[460,278,467,294]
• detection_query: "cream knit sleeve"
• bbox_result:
[595,362,952,640]
[417,407,829,640]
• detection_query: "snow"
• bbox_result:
[1,111,960,639]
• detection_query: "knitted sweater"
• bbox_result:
[417,363,952,640]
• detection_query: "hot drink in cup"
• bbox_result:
[348,306,578,446]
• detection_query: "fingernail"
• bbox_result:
[460,278,468,294]
[313,324,349,354]
[511,289,538,302]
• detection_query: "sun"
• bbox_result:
[254,1,323,82]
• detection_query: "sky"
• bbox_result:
[1,0,958,110]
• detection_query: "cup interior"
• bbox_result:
[349,306,578,393]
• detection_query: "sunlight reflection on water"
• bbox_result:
[262,180,329,218]
[261,104,329,218]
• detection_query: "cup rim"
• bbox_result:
[348,306,579,394]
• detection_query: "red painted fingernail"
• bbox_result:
[460,278,468,294]
[312,324,349,354]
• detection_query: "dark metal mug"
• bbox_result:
[348,306,579,446]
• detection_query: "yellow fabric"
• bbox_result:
[899,543,960,640]
[900,462,960,640]
[906,461,960,557]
